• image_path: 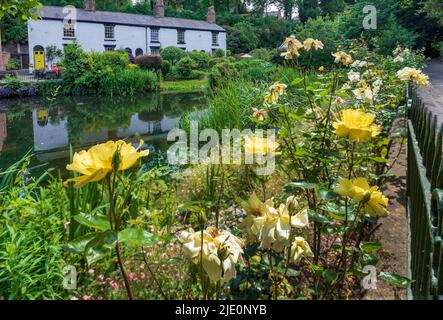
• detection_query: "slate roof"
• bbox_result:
[38,6,225,32]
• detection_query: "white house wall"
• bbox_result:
[28,18,227,69]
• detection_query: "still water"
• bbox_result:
[0,93,207,174]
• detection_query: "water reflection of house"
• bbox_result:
[117,113,176,137]
[0,113,7,152]
[33,109,177,162]
[33,109,69,152]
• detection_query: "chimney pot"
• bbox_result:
[154,0,165,18]
[84,0,96,12]
[207,6,216,24]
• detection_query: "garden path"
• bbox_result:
[420,59,443,124]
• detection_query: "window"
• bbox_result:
[104,25,115,39]
[125,48,132,54]
[151,28,159,42]
[104,45,115,51]
[212,32,219,46]
[177,29,185,44]
[63,20,76,38]
[135,48,143,56]
[150,47,160,55]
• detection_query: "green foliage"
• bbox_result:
[234,59,276,83]
[339,0,419,55]
[5,58,20,70]
[251,48,273,61]
[98,69,158,96]
[0,159,69,299]
[61,44,157,96]
[176,56,196,78]
[0,14,28,43]
[161,46,187,64]
[94,50,129,70]
[226,22,259,53]
[188,51,211,70]
[295,16,344,67]
[182,79,258,133]
[208,60,238,88]
[45,45,63,67]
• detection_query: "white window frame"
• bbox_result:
[212,32,219,46]
[151,28,160,42]
[177,29,186,44]
[63,21,76,38]
[150,47,160,55]
[104,25,115,40]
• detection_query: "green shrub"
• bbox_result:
[208,60,238,88]
[98,69,158,96]
[2,76,22,90]
[188,51,211,70]
[94,51,129,70]
[160,46,187,64]
[251,48,272,61]
[176,56,196,78]
[234,59,276,82]
[135,54,163,72]
[161,59,173,76]
[295,16,345,68]
[6,58,20,70]
[213,48,225,58]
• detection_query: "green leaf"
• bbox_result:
[360,241,382,254]
[308,210,331,224]
[369,157,388,164]
[287,181,317,190]
[360,253,379,266]
[65,233,97,254]
[73,212,110,231]
[85,230,117,254]
[119,228,156,247]
[285,268,300,277]
[378,272,412,289]
[322,269,338,282]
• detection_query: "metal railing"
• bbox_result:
[407,84,443,299]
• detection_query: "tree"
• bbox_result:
[45,45,63,67]
[422,0,443,26]
[0,0,42,70]
[297,0,320,23]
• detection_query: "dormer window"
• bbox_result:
[177,29,186,44]
[105,25,115,40]
[63,20,76,38]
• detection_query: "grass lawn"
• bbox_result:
[160,78,209,93]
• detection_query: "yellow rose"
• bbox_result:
[179,227,244,283]
[303,38,324,51]
[65,140,149,188]
[332,51,353,65]
[333,109,381,142]
[396,67,430,86]
[335,177,389,217]
[255,204,309,252]
[281,36,303,60]
[290,237,313,263]
[239,193,274,243]
[264,81,287,104]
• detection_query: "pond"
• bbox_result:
[0,93,207,175]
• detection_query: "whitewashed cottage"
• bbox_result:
[27,0,226,70]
